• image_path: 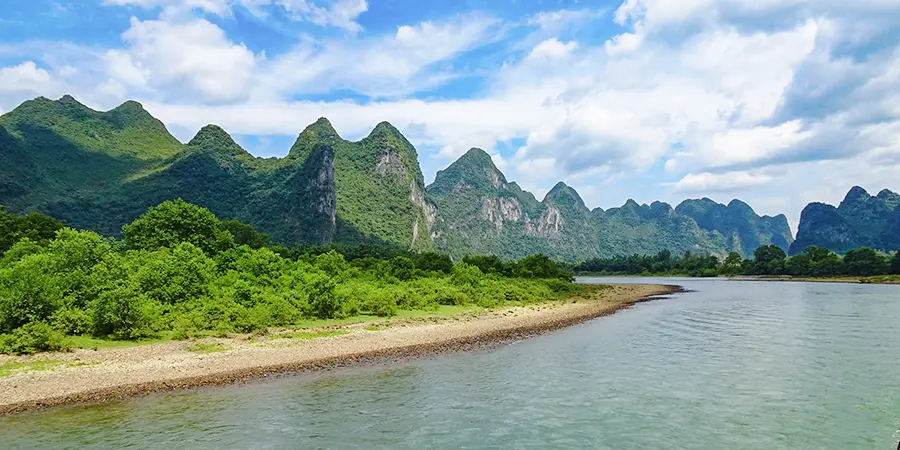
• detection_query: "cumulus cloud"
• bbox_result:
[108,16,259,103]
[674,171,774,194]
[0,62,57,95]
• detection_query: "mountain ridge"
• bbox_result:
[1,95,800,260]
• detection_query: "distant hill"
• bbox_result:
[1,95,795,260]
[791,186,900,254]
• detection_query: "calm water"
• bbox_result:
[3,278,900,449]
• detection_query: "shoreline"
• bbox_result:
[0,284,680,415]
[578,274,900,285]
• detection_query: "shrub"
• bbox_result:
[91,284,155,340]
[122,198,234,254]
[51,306,93,335]
[0,253,64,333]
[0,322,70,354]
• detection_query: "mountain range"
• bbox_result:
[3,94,884,261]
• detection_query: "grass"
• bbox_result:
[67,334,174,350]
[185,341,229,354]
[0,359,63,377]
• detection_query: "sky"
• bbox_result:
[1,0,899,232]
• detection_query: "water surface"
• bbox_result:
[3,278,899,449]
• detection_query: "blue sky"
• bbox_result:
[1,0,900,231]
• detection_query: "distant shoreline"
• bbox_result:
[577,274,900,285]
[0,284,680,415]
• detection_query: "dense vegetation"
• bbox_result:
[0,200,577,354]
[574,245,900,279]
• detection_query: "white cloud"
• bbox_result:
[103,0,233,16]
[106,0,369,31]
[108,16,259,103]
[674,171,774,193]
[257,15,499,99]
[527,39,578,60]
[276,0,368,32]
[0,62,57,95]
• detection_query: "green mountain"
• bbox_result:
[675,198,794,255]
[0,96,432,250]
[426,148,792,261]
[791,186,900,254]
[1,95,795,260]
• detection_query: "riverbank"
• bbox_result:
[0,284,679,415]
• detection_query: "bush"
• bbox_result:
[122,198,234,254]
[0,322,70,354]
[91,284,155,340]
[0,253,64,333]
[51,306,93,335]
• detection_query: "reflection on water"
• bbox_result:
[3,278,900,449]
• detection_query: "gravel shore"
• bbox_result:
[0,283,679,415]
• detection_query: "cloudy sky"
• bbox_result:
[1,0,899,231]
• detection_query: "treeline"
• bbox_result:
[0,200,576,354]
[573,245,900,278]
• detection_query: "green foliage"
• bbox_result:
[220,220,270,249]
[0,206,64,255]
[574,250,720,277]
[0,322,70,355]
[842,248,889,276]
[122,199,234,254]
[750,245,787,275]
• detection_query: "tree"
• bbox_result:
[122,199,234,254]
[220,220,270,249]
[805,246,842,277]
[720,252,743,275]
[0,206,64,255]
[785,254,811,276]
[462,255,505,274]
[415,252,453,274]
[842,248,888,276]
[892,252,900,275]
[752,245,786,275]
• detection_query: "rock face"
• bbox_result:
[790,186,900,254]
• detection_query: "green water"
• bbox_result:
[2,278,900,449]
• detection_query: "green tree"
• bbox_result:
[842,248,888,276]
[720,252,743,275]
[0,207,64,255]
[892,252,900,275]
[220,220,270,249]
[785,254,812,276]
[462,255,505,274]
[415,252,453,273]
[122,199,234,254]
[752,245,786,275]
[0,253,64,333]
[805,246,842,277]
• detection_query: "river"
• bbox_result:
[2,278,899,449]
